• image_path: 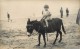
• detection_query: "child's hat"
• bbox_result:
[44,5,49,8]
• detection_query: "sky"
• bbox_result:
[0,0,80,30]
[0,0,80,20]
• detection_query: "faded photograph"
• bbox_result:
[0,0,80,49]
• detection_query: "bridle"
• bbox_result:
[27,24,33,27]
[27,22,41,32]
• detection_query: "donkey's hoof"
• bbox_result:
[58,40,61,43]
[36,44,40,46]
[53,42,55,45]
[43,45,46,48]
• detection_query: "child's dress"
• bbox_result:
[42,10,51,27]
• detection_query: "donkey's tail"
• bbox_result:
[62,21,66,34]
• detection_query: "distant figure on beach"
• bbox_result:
[76,8,80,25]
[66,8,69,17]
[41,4,51,27]
[7,12,12,22]
[60,7,63,18]
[7,12,10,22]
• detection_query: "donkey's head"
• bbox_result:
[26,18,34,37]
[26,18,38,37]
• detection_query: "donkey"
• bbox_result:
[26,18,66,47]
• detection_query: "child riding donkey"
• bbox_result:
[41,5,51,27]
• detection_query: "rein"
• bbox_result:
[27,24,33,26]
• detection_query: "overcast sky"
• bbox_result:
[0,0,80,20]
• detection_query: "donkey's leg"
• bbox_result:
[53,31,59,45]
[58,31,62,43]
[46,33,48,41]
[37,34,41,46]
[42,33,46,47]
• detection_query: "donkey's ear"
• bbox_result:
[28,18,30,22]
[27,18,30,24]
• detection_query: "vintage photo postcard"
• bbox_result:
[0,0,80,49]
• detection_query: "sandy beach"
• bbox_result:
[0,14,80,49]
[0,0,80,49]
